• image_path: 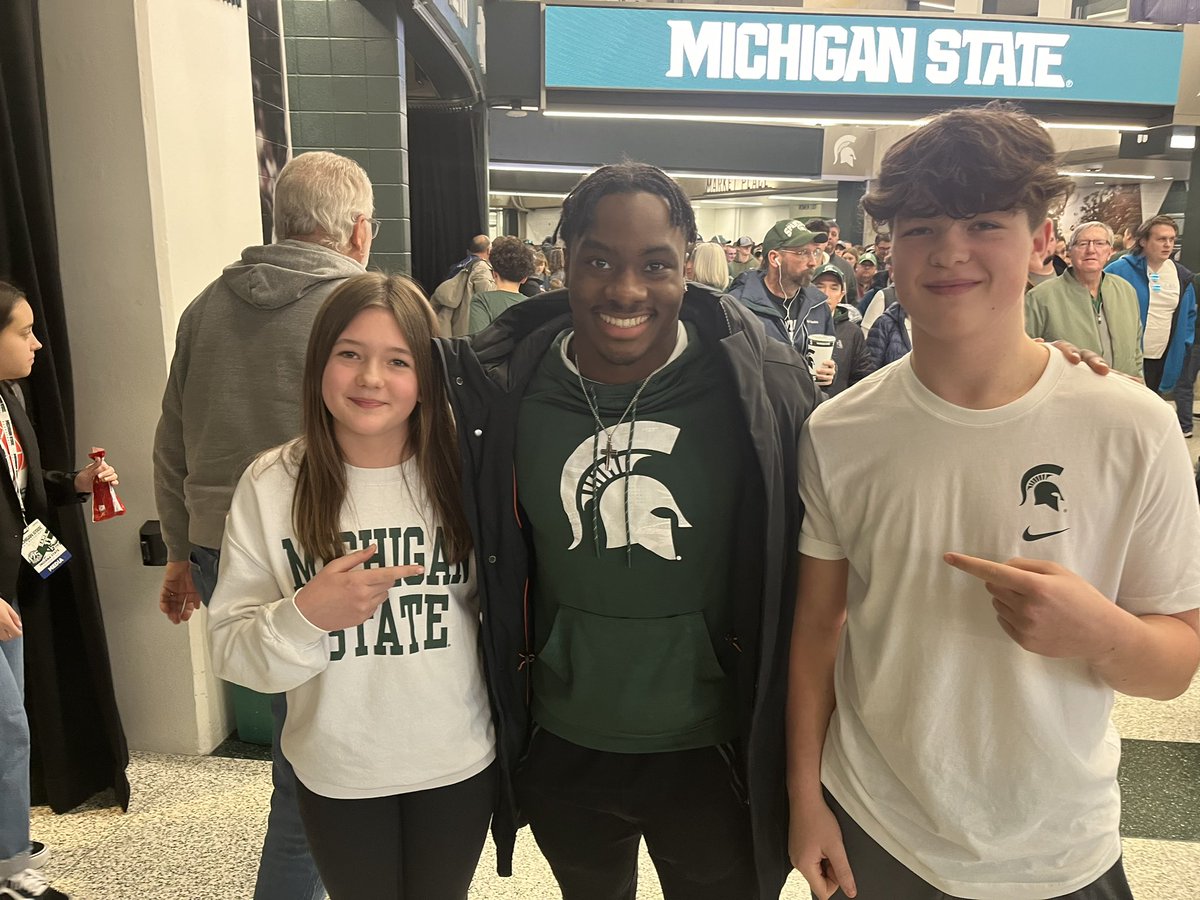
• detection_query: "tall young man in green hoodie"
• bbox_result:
[445,163,821,899]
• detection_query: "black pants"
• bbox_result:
[826,790,1134,899]
[516,728,758,900]
[1145,356,1165,393]
[295,762,496,900]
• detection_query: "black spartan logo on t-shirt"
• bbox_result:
[1019,464,1070,542]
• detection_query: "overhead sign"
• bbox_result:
[544,6,1183,105]
[1177,23,1200,124]
[705,178,775,192]
[821,127,875,179]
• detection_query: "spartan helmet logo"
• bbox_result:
[834,135,857,167]
[1019,464,1067,512]
[560,421,692,561]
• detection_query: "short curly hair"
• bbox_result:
[555,162,697,249]
[863,103,1073,229]
[488,236,536,283]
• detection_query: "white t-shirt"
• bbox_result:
[210,446,495,799]
[799,349,1200,899]
[1142,259,1180,359]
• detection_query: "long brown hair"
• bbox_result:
[291,272,472,565]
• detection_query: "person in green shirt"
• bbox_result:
[728,236,758,279]
[447,163,821,899]
[468,236,534,334]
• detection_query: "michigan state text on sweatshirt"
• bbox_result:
[209,446,494,799]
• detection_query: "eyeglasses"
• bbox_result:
[1073,239,1111,249]
[778,247,824,260]
[357,216,382,238]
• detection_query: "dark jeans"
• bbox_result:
[1144,352,1194,433]
[825,790,1134,900]
[0,597,28,878]
[517,728,758,900]
[296,763,496,900]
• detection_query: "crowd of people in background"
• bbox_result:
[5,101,1196,900]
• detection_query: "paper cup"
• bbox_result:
[807,333,836,377]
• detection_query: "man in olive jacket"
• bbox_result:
[1025,221,1143,380]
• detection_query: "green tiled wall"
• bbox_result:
[283,0,411,275]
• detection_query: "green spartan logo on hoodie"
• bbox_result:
[560,421,692,562]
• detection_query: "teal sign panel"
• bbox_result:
[544,5,1182,106]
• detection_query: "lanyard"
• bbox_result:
[0,395,27,521]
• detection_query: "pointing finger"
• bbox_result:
[943,552,1035,594]
[364,564,425,586]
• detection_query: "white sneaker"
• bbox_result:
[0,868,69,899]
[25,844,48,870]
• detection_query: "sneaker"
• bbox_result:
[0,869,68,899]
[1185,430,1194,439]
[26,843,48,870]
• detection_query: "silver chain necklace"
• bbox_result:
[573,361,654,465]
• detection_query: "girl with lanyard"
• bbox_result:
[0,281,118,900]
[208,273,495,899]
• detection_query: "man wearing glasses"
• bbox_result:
[729,219,837,386]
[1025,221,1144,381]
[153,150,376,900]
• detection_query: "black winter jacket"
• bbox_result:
[437,285,820,895]
[727,269,835,356]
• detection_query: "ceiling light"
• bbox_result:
[543,109,925,128]
[1094,181,1104,185]
[488,190,568,200]
[1040,122,1146,132]
[767,195,839,203]
[487,162,819,183]
[919,1,955,9]
[1169,132,1196,150]
[1085,8,1127,19]
[489,162,593,175]
[694,200,763,207]
[1057,170,1156,180]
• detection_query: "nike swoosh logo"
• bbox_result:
[1022,527,1069,542]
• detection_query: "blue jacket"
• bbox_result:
[866,300,912,368]
[727,269,835,354]
[1105,253,1196,392]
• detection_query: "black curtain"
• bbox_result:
[408,105,489,294]
[0,0,130,812]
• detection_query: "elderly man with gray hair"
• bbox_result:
[153,150,376,900]
[1025,220,1144,380]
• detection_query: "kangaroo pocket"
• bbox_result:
[533,605,734,744]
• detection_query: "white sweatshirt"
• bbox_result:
[209,445,494,799]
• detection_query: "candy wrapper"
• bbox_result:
[89,448,125,522]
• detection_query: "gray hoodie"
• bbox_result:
[153,240,365,560]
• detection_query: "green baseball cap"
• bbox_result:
[762,219,828,255]
[857,252,879,267]
[812,264,845,286]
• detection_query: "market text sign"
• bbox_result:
[544,6,1182,105]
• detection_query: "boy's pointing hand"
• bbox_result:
[944,552,1119,662]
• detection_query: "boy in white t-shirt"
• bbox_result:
[786,104,1200,900]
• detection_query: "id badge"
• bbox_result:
[21,519,72,579]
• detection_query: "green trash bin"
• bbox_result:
[231,683,275,745]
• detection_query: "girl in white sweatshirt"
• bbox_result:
[209,273,494,899]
